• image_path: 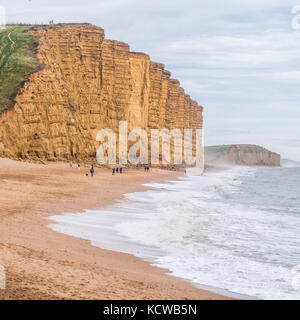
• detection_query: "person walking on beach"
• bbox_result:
[69,161,73,168]
[120,167,123,174]
[116,167,119,173]
[90,166,94,177]
[112,168,115,175]
[78,163,81,170]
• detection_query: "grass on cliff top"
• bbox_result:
[0,25,42,114]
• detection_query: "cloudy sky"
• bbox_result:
[2,0,300,160]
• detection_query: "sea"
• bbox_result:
[49,160,300,300]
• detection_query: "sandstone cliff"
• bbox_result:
[205,145,280,167]
[0,24,203,164]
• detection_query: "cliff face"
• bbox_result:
[205,145,281,167]
[0,24,203,163]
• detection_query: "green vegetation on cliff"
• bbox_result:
[0,25,41,114]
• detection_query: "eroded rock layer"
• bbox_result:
[0,24,203,164]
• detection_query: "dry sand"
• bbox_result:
[0,158,229,300]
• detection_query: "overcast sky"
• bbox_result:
[2,0,300,160]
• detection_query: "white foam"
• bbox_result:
[49,166,300,300]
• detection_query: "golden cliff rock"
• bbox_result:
[0,24,203,163]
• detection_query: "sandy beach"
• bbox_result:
[0,158,229,300]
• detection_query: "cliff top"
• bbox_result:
[206,144,280,154]
[30,23,104,32]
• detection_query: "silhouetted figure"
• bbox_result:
[116,167,119,173]
[90,166,94,177]
[120,167,123,174]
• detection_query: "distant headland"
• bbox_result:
[205,144,281,167]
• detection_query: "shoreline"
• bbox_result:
[48,185,250,300]
[0,158,230,300]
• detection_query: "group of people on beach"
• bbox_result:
[69,161,94,177]
[69,162,151,177]
[49,20,54,25]
[112,167,123,175]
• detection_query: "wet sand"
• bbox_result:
[0,158,229,300]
